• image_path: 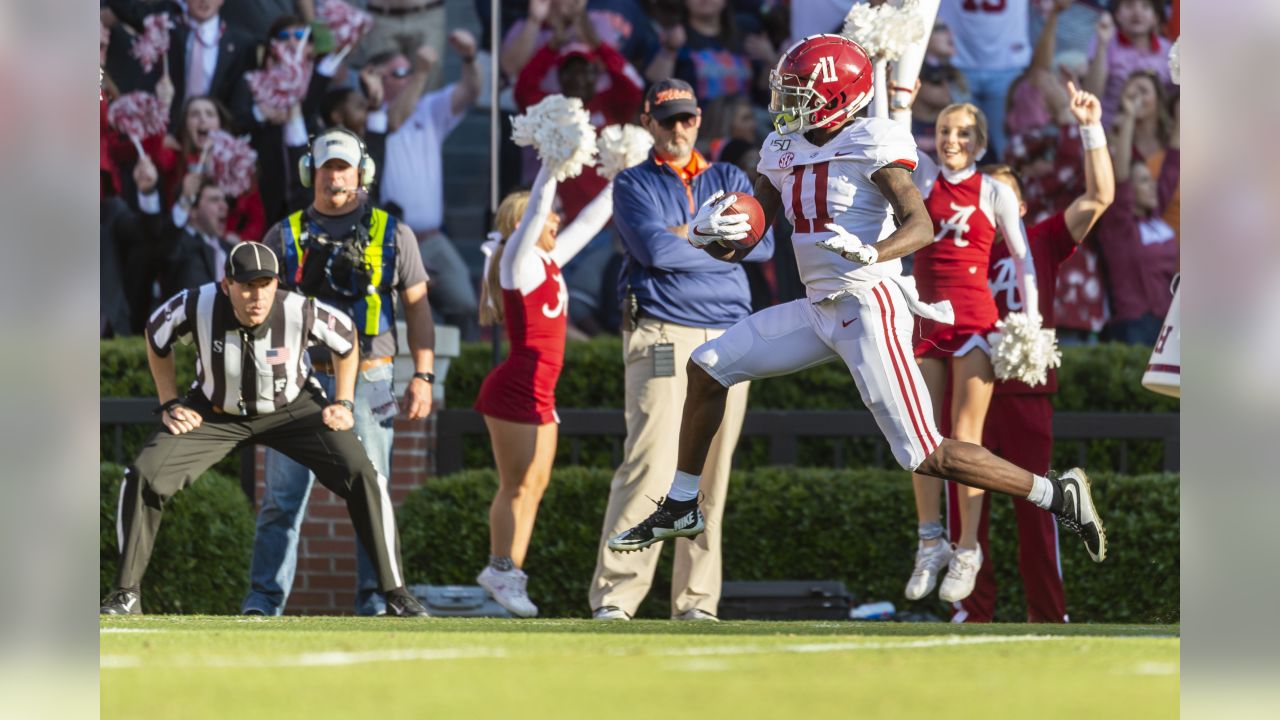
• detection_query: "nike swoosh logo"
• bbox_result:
[834,151,854,157]
[691,227,718,237]
[1063,484,1078,515]
[842,318,857,327]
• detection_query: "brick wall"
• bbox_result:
[251,413,437,614]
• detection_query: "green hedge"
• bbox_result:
[398,466,1179,624]
[101,337,1178,472]
[100,463,254,614]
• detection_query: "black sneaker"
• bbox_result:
[386,590,431,618]
[608,497,705,553]
[1054,468,1107,562]
[100,588,142,615]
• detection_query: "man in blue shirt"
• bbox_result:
[587,79,774,622]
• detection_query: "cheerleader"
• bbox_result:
[905,101,1041,604]
[473,164,614,617]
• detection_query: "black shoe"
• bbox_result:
[386,590,431,618]
[1054,468,1107,562]
[607,497,705,553]
[101,588,142,615]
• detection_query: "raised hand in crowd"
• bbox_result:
[448,28,478,62]
[414,42,440,77]
[1066,80,1102,127]
[1095,12,1116,46]
[575,6,601,49]
[360,65,385,109]
[133,152,159,195]
[448,29,481,115]
[156,71,175,111]
[181,171,205,205]
[529,0,552,24]
[646,23,686,83]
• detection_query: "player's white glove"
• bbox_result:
[689,190,750,247]
[817,223,879,266]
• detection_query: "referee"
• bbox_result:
[100,242,430,617]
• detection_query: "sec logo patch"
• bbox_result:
[779,152,794,168]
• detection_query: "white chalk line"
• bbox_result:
[102,647,507,669]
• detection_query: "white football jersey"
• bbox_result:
[757,117,920,303]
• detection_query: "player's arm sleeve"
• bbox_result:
[865,122,921,182]
[551,181,613,267]
[613,172,730,273]
[307,298,359,358]
[145,289,192,358]
[993,179,1040,324]
[505,164,559,295]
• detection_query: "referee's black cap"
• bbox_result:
[226,242,280,283]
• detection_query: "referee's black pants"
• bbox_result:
[114,388,406,594]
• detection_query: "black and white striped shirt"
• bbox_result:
[146,283,357,415]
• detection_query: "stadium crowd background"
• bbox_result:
[99,0,1179,349]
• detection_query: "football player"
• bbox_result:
[606,35,1106,569]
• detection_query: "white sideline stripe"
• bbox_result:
[101,655,141,668]
[100,628,163,634]
[100,647,506,669]
[645,635,1063,658]
[1132,661,1178,676]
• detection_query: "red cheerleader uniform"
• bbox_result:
[474,252,569,425]
[913,166,1006,358]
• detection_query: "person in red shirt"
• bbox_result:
[515,39,643,222]
[472,154,615,618]
[943,84,1115,623]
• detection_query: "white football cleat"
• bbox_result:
[938,545,984,603]
[904,540,953,600]
[477,566,538,618]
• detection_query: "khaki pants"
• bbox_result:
[353,5,447,91]
[588,317,749,617]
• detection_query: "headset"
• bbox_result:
[298,126,377,190]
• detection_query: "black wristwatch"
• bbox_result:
[154,398,183,415]
[335,399,355,412]
[412,371,436,385]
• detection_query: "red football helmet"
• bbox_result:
[769,34,874,135]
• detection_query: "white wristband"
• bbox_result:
[1081,124,1107,151]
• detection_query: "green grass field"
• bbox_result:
[101,617,1178,719]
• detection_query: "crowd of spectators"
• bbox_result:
[101,0,1179,347]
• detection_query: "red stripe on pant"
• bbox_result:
[875,284,940,453]
[942,392,1066,623]
[871,284,937,459]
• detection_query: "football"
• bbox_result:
[724,193,767,251]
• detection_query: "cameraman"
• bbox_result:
[243,127,437,616]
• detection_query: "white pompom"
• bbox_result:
[988,312,1062,387]
[842,0,926,62]
[1169,38,1180,86]
[596,124,653,180]
[510,95,598,181]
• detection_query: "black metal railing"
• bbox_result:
[102,400,1180,478]
[434,408,1179,475]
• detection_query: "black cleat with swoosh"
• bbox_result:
[1053,468,1107,562]
[608,496,704,553]
[100,588,142,615]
